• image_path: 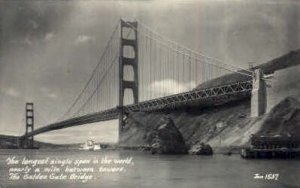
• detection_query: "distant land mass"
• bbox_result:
[196,49,300,89]
[0,135,81,149]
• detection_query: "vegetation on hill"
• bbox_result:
[196,49,300,90]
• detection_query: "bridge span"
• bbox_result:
[19,19,267,148]
[21,80,252,139]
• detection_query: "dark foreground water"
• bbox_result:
[0,149,299,188]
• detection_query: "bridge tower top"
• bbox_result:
[119,19,139,106]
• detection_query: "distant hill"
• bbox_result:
[196,49,300,90]
[0,135,19,149]
[0,135,116,149]
[253,49,300,74]
[0,135,81,149]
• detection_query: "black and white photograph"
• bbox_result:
[1,0,300,187]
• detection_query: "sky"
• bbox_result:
[0,0,300,144]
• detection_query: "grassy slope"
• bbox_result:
[196,49,300,89]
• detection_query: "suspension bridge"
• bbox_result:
[18,19,266,148]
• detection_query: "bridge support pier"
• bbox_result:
[251,69,266,117]
[118,20,139,141]
[118,106,125,140]
[16,137,21,148]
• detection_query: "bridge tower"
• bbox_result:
[118,20,139,139]
[251,69,267,117]
[24,102,34,148]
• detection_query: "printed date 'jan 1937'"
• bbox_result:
[254,173,279,181]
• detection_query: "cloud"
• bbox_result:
[45,32,55,41]
[148,79,196,96]
[48,93,58,99]
[23,37,33,46]
[40,87,58,99]
[29,19,39,29]
[3,87,20,98]
[74,35,94,45]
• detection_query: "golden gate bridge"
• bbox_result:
[19,19,261,148]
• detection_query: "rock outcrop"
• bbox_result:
[256,96,300,137]
[149,116,187,154]
[189,142,213,155]
[120,113,187,154]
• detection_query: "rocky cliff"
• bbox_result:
[120,99,264,153]
[120,113,187,154]
[256,97,300,137]
[120,96,300,154]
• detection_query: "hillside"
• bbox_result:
[196,49,300,90]
[0,135,19,149]
[120,99,262,152]
[121,96,300,153]
[256,97,300,137]
[253,49,300,74]
[0,135,81,149]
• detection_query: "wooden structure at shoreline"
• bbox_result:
[241,135,300,159]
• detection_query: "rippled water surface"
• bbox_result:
[0,149,299,188]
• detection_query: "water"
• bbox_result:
[0,149,299,188]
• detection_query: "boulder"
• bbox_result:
[119,113,187,154]
[189,142,213,155]
[149,116,188,154]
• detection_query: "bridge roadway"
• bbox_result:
[21,80,252,138]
